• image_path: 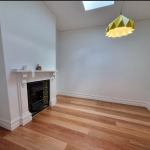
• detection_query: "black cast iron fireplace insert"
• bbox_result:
[27,79,50,116]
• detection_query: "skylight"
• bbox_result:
[82,1,114,11]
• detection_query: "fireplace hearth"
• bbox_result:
[27,79,50,116]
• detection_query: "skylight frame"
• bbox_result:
[82,1,114,11]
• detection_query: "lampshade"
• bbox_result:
[106,15,134,38]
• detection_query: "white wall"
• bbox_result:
[147,89,150,110]
[56,31,60,92]
[0,27,11,122]
[57,20,150,105]
[0,1,56,124]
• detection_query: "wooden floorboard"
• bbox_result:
[0,136,27,150]
[0,127,11,137]
[0,95,150,150]
[64,144,88,150]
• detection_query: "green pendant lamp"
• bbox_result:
[106,1,134,38]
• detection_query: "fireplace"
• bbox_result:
[8,70,57,130]
[27,79,50,116]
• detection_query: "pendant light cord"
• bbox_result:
[120,1,124,15]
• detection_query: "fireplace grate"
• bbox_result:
[31,99,44,111]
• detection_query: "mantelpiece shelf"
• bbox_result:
[11,69,58,73]
[11,69,58,80]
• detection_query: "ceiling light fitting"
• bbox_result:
[106,1,134,38]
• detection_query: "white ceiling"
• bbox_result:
[44,1,150,32]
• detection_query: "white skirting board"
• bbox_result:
[0,98,57,131]
[20,111,32,126]
[56,90,150,111]
[50,97,57,107]
[146,102,150,111]
[0,111,32,131]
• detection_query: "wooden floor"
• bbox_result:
[1,95,150,150]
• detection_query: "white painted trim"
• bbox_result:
[50,97,57,107]
[10,117,21,131]
[0,111,32,131]
[20,111,32,126]
[0,117,12,131]
[146,102,150,111]
[57,90,149,110]
[12,69,58,73]
[16,72,32,127]
[16,72,23,118]
[11,72,32,130]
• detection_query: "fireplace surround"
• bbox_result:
[7,70,58,131]
[27,79,50,116]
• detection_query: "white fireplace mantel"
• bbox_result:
[10,69,57,130]
[11,69,58,73]
[11,69,58,78]
[12,69,58,85]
